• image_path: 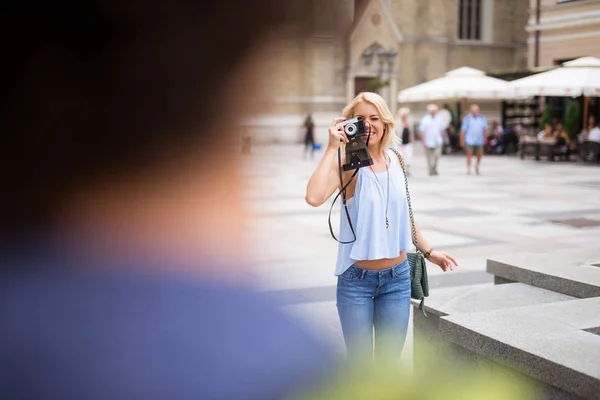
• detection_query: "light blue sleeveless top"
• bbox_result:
[334,149,413,276]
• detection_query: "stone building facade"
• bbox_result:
[527,0,600,69]
[245,0,529,144]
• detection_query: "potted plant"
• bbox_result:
[564,99,581,140]
[539,103,551,128]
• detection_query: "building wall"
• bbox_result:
[538,26,600,66]
[395,0,528,82]
[397,0,528,124]
[527,0,600,68]
[244,36,349,145]
[246,0,529,144]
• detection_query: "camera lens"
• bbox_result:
[345,124,357,135]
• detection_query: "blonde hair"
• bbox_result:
[342,92,397,150]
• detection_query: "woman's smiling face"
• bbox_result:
[353,101,385,147]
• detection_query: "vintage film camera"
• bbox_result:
[341,116,373,171]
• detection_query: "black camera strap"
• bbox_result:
[327,148,358,244]
[327,131,372,244]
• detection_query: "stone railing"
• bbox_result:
[412,247,600,400]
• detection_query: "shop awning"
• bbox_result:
[509,57,600,98]
[398,67,514,103]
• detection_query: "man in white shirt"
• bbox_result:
[589,126,600,143]
[537,123,553,141]
[583,121,600,162]
[419,104,445,175]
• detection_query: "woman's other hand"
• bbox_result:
[427,250,458,272]
[328,117,348,149]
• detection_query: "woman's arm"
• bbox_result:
[413,221,431,254]
[305,117,348,207]
[305,147,342,207]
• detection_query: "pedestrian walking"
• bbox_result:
[460,104,488,175]
[303,113,316,159]
[419,104,445,175]
[396,107,414,176]
[305,92,458,362]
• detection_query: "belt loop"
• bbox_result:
[360,269,367,280]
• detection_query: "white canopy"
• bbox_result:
[509,56,600,98]
[397,67,513,102]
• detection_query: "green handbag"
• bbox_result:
[390,148,430,317]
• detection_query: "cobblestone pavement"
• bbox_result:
[241,143,600,362]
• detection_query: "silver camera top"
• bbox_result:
[341,116,366,139]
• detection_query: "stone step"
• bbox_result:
[486,247,600,298]
[440,298,600,400]
[411,248,600,400]
[411,282,575,318]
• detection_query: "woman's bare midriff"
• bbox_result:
[353,251,407,270]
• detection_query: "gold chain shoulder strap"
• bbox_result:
[389,148,420,253]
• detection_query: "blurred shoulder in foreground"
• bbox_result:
[0,0,345,398]
[0,258,332,399]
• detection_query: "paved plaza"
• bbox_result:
[242,144,600,361]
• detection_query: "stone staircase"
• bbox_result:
[412,247,600,400]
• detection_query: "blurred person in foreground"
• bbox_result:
[0,1,338,399]
[305,92,458,363]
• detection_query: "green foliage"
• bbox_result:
[564,99,582,140]
[540,104,552,128]
[292,338,534,400]
[368,76,389,92]
[447,105,460,133]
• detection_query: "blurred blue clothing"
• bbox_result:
[461,114,488,146]
[0,242,334,400]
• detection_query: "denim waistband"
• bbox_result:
[349,258,409,278]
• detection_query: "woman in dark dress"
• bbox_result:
[396,108,414,176]
[553,121,571,160]
[304,113,316,159]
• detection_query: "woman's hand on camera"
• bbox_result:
[328,117,348,149]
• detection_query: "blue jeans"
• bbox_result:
[336,260,411,361]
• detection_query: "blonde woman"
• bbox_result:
[396,107,415,176]
[305,92,458,361]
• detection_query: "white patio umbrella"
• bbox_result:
[397,67,514,103]
[509,56,600,98]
